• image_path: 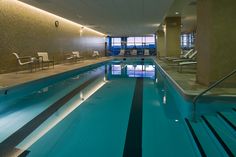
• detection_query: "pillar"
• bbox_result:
[196,0,236,86]
[157,30,165,58]
[164,17,181,57]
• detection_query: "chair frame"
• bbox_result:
[66,51,82,63]
[144,49,150,56]
[118,49,125,56]
[12,53,35,72]
[92,51,100,58]
[178,61,197,72]
[37,52,54,69]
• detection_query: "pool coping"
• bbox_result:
[152,58,236,101]
[0,58,112,93]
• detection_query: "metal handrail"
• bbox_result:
[192,69,236,122]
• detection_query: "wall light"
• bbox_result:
[80,26,84,34]
[54,20,59,27]
[175,12,180,15]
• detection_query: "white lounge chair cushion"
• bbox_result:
[179,61,197,66]
[92,51,100,57]
[37,52,49,61]
[182,49,194,58]
[144,49,149,55]
[119,49,125,55]
[131,50,137,55]
[72,51,81,58]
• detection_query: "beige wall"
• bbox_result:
[0,0,106,73]
[196,0,236,86]
[164,17,181,57]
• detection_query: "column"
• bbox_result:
[157,30,165,58]
[164,17,181,57]
[196,0,236,86]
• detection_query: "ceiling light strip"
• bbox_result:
[14,0,106,36]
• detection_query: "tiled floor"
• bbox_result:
[0,57,111,89]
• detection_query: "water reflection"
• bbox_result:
[108,61,156,79]
[153,69,183,119]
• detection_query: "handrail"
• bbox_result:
[192,69,236,122]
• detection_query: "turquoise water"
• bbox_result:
[0,58,235,156]
[17,59,197,156]
[0,65,105,142]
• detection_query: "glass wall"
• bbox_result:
[127,36,155,47]
[109,35,156,56]
[111,38,121,46]
[180,33,195,49]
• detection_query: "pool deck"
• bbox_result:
[0,56,235,97]
[156,58,236,97]
[0,57,111,89]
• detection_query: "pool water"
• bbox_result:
[0,58,235,157]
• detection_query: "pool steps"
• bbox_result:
[185,108,236,157]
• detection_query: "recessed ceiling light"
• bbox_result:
[175,12,180,15]
[153,23,160,27]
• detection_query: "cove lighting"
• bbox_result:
[13,0,106,36]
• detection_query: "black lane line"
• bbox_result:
[201,116,234,157]
[123,78,143,157]
[185,119,206,157]
[0,74,102,157]
[18,150,30,157]
[233,108,236,112]
[217,112,236,131]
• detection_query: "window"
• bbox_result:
[145,36,155,45]
[135,37,142,46]
[181,33,195,49]
[127,37,135,46]
[181,34,188,47]
[112,38,121,46]
[127,36,155,46]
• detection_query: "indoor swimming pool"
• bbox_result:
[0,58,235,157]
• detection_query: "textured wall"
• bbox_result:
[196,0,236,85]
[0,0,106,73]
[157,30,165,57]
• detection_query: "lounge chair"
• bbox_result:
[118,49,125,56]
[37,52,54,69]
[144,49,150,56]
[172,50,197,63]
[165,49,193,61]
[178,61,197,72]
[12,53,35,72]
[92,51,100,58]
[131,49,137,56]
[66,51,82,62]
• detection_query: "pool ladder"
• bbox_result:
[192,69,236,122]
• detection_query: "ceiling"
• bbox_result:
[19,0,196,36]
[166,0,197,33]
